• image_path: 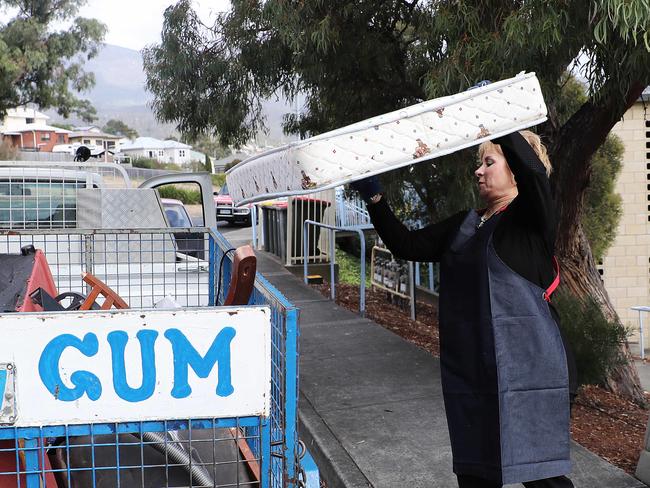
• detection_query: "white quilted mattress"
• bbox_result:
[226,72,547,205]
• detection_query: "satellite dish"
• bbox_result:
[74,145,91,162]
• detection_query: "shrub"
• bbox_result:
[157,186,202,204]
[553,289,630,387]
[211,173,226,188]
[224,158,241,172]
[131,157,182,171]
[0,141,17,160]
[131,157,159,169]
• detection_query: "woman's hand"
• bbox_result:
[350,176,383,203]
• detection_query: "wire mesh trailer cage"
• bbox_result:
[0,227,299,488]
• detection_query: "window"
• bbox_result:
[597,258,604,280]
[645,127,650,222]
[148,151,155,158]
[179,150,186,157]
[40,133,50,141]
[158,150,164,157]
[25,118,34,124]
[164,205,192,227]
[107,141,115,149]
[0,179,84,229]
[57,134,65,143]
[83,139,91,144]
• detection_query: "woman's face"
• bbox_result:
[475,146,517,203]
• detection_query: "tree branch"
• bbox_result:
[553,78,647,252]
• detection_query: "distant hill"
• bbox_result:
[48,44,298,144]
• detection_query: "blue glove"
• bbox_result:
[468,80,492,90]
[350,175,383,202]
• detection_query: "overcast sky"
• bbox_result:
[2,0,231,51]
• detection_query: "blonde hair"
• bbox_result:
[478,130,553,177]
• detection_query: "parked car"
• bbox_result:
[214,183,252,226]
[162,198,194,228]
[161,197,206,260]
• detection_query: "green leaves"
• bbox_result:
[102,119,138,139]
[554,288,629,387]
[583,133,624,262]
[0,1,105,120]
[594,0,650,46]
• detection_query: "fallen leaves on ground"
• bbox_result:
[313,282,649,476]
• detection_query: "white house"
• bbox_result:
[0,106,50,131]
[118,137,193,165]
[69,126,123,152]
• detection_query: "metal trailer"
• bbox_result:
[0,225,300,487]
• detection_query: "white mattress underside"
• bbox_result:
[227,72,547,205]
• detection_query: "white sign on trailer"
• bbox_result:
[0,307,271,427]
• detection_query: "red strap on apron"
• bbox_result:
[543,256,560,302]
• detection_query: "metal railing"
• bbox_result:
[123,166,182,183]
[302,219,367,316]
[0,227,299,487]
[335,188,372,229]
[0,160,132,189]
[631,306,650,359]
[415,262,440,296]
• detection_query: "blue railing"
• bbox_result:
[211,229,300,488]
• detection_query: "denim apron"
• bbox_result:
[439,209,570,484]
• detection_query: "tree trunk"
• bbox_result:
[552,80,648,405]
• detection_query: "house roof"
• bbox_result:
[73,125,100,132]
[2,123,71,135]
[119,137,191,151]
[6,107,49,120]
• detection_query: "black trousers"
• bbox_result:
[457,474,574,488]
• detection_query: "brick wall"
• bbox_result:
[605,102,650,339]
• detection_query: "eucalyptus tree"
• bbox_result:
[144,0,650,402]
[0,0,106,120]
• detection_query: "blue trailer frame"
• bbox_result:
[0,227,300,488]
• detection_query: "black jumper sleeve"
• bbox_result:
[367,199,466,263]
[491,132,557,291]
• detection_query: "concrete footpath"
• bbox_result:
[229,225,647,487]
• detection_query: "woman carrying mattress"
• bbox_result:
[352,130,577,488]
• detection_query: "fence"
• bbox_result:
[334,188,371,229]
[16,152,117,163]
[0,227,299,487]
[415,262,440,296]
[286,190,336,266]
[123,166,183,182]
[17,152,75,163]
